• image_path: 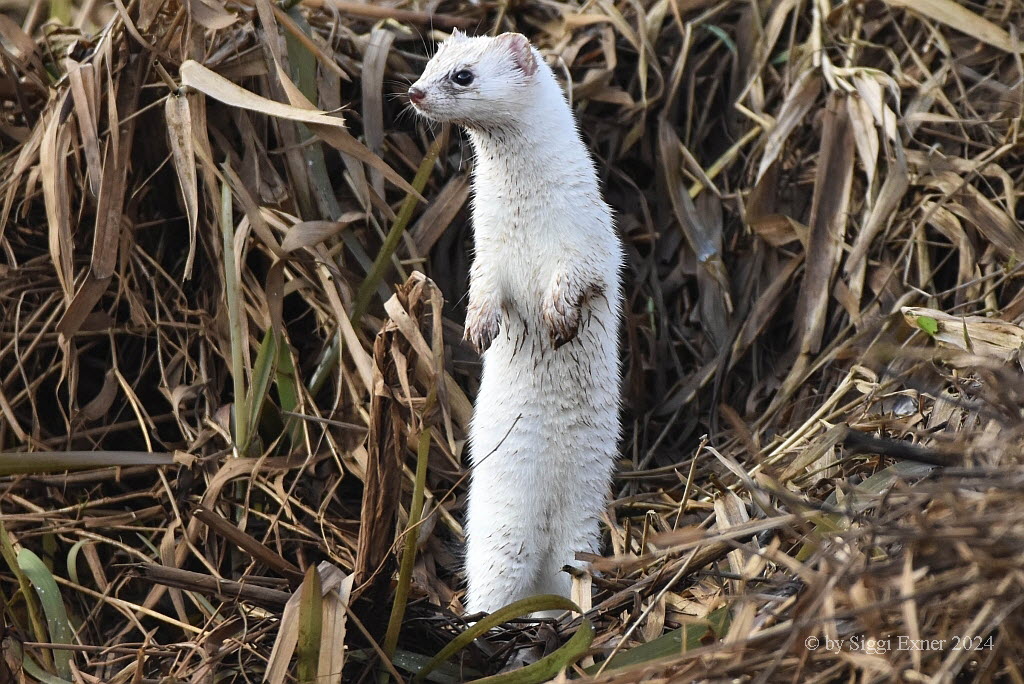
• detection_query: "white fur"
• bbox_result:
[410,33,623,615]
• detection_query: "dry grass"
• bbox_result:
[1,0,1023,681]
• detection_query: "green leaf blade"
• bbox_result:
[17,549,74,679]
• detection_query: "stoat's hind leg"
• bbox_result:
[531,501,603,616]
[463,481,543,615]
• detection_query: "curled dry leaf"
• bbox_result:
[280,213,363,253]
[185,0,238,30]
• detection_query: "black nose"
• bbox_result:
[408,86,425,104]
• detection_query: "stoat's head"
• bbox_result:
[408,31,541,129]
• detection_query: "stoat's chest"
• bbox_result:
[473,177,607,301]
[472,201,577,318]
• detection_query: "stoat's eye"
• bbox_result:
[451,69,474,86]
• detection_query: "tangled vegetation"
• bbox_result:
[1,0,1023,681]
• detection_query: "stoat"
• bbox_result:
[409,31,623,615]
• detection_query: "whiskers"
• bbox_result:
[382,77,424,127]
[455,128,469,173]
[393,105,420,128]
[383,79,414,102]
[413,23,438,62]
[417,115,442,137]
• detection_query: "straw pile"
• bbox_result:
[1,0,1022,681]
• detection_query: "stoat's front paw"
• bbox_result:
[542,278,583,349]
[464,303,501,353]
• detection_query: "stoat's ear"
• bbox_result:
[496,32,537,76]
[449,28,468,41]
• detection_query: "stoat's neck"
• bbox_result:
[466,72,597,190]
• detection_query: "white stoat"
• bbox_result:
[409,31,623,615]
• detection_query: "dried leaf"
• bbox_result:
[39,100,74,300]
[269,59,420,199]
[361,28,394,198]
[185,0,238,30]
[795,92,855,356]
[180,59,348,128]
[882,0,1021,53]
[756,70,821,181]
[281,214,362,253]
[165,94,199,278]
[79,369,118,421]
[66,60,101,197]
[266,563,351,684]
[902,306,1024,362]
[410,174,470,255]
